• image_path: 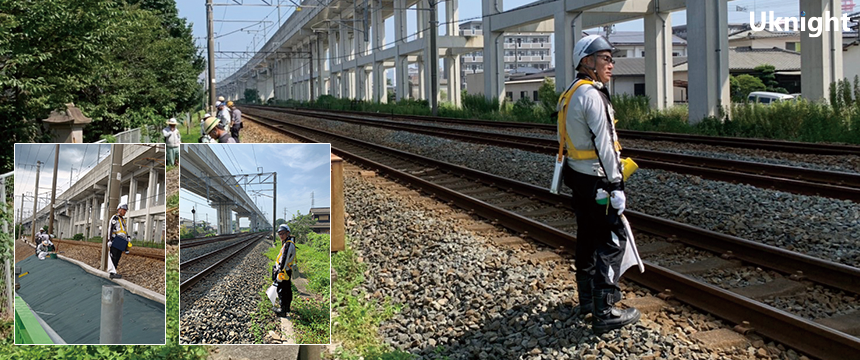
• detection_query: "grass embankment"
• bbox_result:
[179,110,207,144]
[268,78,860,145]
[332,237,413,360]
[0,251,206,358]
[256,233,331,344]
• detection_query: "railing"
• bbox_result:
[95,126,159,143]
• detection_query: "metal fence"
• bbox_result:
[95,126,160,143]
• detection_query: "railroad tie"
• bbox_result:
[690,329,750,351]
[814,311,860,337]
[669,257,742,275]
[729,277,807,300]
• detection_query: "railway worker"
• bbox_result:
[37,240,51,260]
[216,101,232,129]
[227,101,242,142]
[163,117,181,166]
[203,116,236,143]
[107,203,132,279]
[199,113,214,143]
[557,34,640,334]
[273,224,296,316]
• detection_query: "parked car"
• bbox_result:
[748,91,796,104]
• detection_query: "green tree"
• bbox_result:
[537,77,560,113]
[753,64,787,94]
[731,74,766,102]
[287,210,317,244]
[244,89,261,104]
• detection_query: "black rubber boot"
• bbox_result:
[574,275,593,316]
[273,307,284,316]
[592,288,640,334]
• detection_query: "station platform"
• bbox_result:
[16,254,165,344]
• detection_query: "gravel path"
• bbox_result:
[264,112,860,268]
[180,237,275,344]
[341,169,809,360]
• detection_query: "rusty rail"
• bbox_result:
[179,233,265,292]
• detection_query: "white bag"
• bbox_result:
[266,284,279,307]
[550,153,565,194]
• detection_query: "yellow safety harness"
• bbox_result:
[556,79,638,181]
[276,239,295,282]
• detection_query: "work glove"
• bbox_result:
[610,190,626,215]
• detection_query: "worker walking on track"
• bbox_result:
[557,35,642,334]
[227,101,242,142]
[272,224,296,317]
[203,116,236,143]
[163,117,181,166]
[107,203,132,279]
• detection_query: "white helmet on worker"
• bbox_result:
[278,224,291,234]
[573,35,614,72]
[117,203,128,211]
[39,228,45,233]
[167,117,178,125]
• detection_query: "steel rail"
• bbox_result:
[179,234,259,268]
[181,233,245,248]
[247,105,860,156]
[245,112,860,359]
[179,234,265,292]
[245,107,860,202]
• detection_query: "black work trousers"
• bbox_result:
[230,124,241,143]
[110,247,123,269]
[277,269,293,312]
[563,165,626,294]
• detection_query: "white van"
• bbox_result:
[747,91,796,104]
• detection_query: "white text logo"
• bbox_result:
[750,11,852,37]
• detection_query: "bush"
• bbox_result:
[72,233,84,241]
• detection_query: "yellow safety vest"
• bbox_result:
[556,79,622,160]
[276,239,295,282]
[114,215,128,236]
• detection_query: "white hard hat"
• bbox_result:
[204,113,211,118]
[167,117,178,125]
[117,203,128,211]
[573,35,614,71]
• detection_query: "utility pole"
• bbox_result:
[207,0,217,114]
[100,145,123,272]
[429,0,439,116]
[309,48,314,103]
[272,172,277,241]
[192,207,197,238]
[48,145,59,235]
[30,161,42,243]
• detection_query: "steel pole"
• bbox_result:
[429,2,439,116]
[99,285,124,344]
[101,145,123,271]
[272,172,277,241]
[207,0,217,113]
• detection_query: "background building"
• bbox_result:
[459,21,552,88]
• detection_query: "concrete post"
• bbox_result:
[686,0,730,124]
[645,10,674,109]
[800,0,844,101]
[99,285,124,344]
[144,167,156,242]
[394,0,408,101]
[90,195,99,239]
[331,155,344,252]
[372,0,386,103]
[483,0,505,103]
[554,8,581,93]
[101,144,123,271]
[329,30,338,96]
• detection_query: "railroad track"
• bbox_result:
[51,239,165,260]
[181,233,246,248]
[245,105,860,156]
[244,106,860,202]
[179,232,266,292]
[244,111,860,359]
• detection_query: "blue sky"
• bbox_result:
[179,143,331,228]
[177,0,808,83]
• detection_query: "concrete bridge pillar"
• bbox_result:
[144,167,156,242]
[483,0,505,103]
[799,0,844,101]
[686,0,730,124]
[645,10,674,109]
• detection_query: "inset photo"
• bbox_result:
[13,144,167,345]
[179,143,331,345]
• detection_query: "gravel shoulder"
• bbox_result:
[339,168,808,360]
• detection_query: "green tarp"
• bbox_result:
[16,255,165,344]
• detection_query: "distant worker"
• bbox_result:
[199,113,214,143]
[163,117,181,166]
[227,101,242,142]
[37,240,51,260]
[272,224,296,316]
[36,228,53,250]
[203,116,236,143]
[216,101,231,129]
[107,203,133,279]
[558,35,641,334]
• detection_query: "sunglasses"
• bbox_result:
[595,54,615,64]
